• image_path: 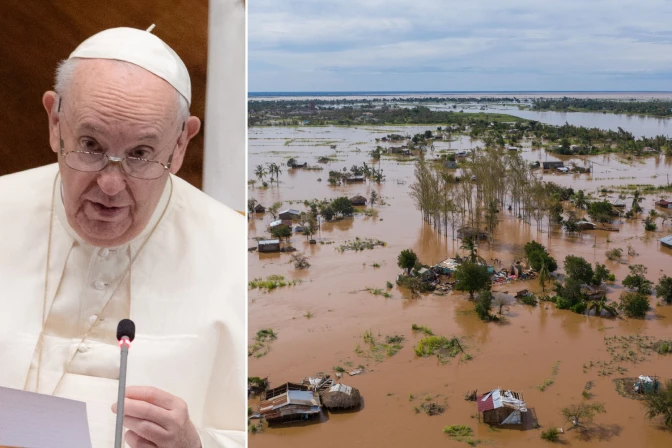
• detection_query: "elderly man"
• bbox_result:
[0,27,244,448]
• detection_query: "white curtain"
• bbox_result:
[203,0,246,212]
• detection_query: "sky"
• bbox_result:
[249,0,672,92]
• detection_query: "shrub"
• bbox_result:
[541,427,560,442]
[520,294,538,306]
[555,297,570,310]
[619,291,650,318]
[571,301,587,314]
[474,290,493,321]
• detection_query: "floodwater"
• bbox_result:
[429,103,672,139]
[248,125,672,447]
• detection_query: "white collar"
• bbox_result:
[53,172,173,251]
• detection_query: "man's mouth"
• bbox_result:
[85,200,130,221]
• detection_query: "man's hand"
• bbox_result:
[111,386,202,448]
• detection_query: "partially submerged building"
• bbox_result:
[576,220,597,230]
[278,208,302,220]
[258,239,281,253]
[320,383,362,410]
[259,382,322,423]
[350,194,367,206]
[659,235,672,249]
[655,199,672,209]
[542,161,564,170]
[477,389,528,425]
[254,203,266,213]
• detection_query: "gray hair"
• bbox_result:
[54,58,190,123]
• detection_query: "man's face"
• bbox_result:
[44,60,188,247]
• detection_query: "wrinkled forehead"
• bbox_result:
[63,59,179,135]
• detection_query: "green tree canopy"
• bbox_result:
[474,290,494,321]
[397,249,418,275]
[454,262,491,300]
[618,291,650,318]
[564,255,594,285]
[622,264,653,294]
[331,197,355,217]
[270,224,292,242]
[655,275,672,305]
[524,241,558,272]
[554,277,586,308]
[588,200,614,223]
[592,263,611,286]
[644,379,672,429]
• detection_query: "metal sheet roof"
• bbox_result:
[259,239,280,245]
[659,235,672,246]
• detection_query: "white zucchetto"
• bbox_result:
[69,26,191,105]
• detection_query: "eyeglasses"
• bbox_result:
[58,121,179,180]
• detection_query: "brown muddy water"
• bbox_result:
[248,125,672,447]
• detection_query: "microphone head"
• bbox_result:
[116,319,136,342]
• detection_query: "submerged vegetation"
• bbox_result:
[248,329,278,358]
[248,275,303,291]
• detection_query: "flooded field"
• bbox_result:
[248,125,672,447]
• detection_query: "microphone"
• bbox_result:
[114,319,135,448]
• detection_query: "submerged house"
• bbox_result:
[477,389,528,425]
[542,161,564,170]
[254,203,266,213]
[435,257,462,275]
[659,235,672,249]
[350,194,367,206]
[319,383,362,410]
[418,267,436,282]
[278,208,301,220]
[655,199,672,209]
[259,382,321,423]
[344,175,366,183]
[258,239,281,253]
[576,220,597,230]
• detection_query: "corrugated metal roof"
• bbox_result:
[659,235,672,246]
[477,389,527,413]
[329,384,353,395]
[279,208,301,215]
[259,239,280,245]
[288,390,320,406]
[477,390,499,412]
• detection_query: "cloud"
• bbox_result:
[249,0,672,91]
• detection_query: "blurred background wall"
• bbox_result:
[0,0,208,189]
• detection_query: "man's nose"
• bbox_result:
[97,162,127,196]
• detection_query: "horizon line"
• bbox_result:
[249,90,672,94]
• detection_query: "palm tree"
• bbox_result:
[539,260,550,292]
[460,236,477,263]
[631,189,642,215]
[573,190,588,210]
[254,165,267,182]
[267,163,278,183]
[587,297,619,317]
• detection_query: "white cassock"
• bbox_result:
[0,164,245,448]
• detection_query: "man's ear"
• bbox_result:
[169,116,201,174]
[43,91,60,154]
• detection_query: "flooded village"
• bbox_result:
[247,96,672,447]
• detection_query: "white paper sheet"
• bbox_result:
[0,386,92,448]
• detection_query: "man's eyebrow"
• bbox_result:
[75,123,159,142]
[77,123,103,135]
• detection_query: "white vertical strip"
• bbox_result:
[203,0,245,212]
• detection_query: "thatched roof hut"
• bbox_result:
[319,383,362,410]
[350,195,367,206]
[254,203,266,213]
